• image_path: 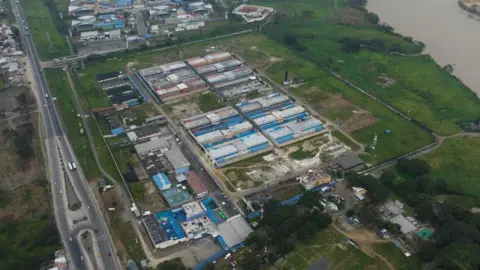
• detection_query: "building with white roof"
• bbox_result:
[182,201,206,220]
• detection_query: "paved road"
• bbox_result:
[10,1,121,269]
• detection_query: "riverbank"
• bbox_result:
[367,0,480,95]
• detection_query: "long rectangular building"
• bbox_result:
[137,61,208,101]
[182,106,273,167]
[239,93,327,146]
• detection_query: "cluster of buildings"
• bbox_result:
[182,93,327,167]
[95,70,143,108]
[142,199,252,251]
[376,200,433,240]
[182,106,272,167]
[148,1,213,34]
[137,61,208,101]
[237,93,326,146]
[0,24,25,85]
[137,51,271,102]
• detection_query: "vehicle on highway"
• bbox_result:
[69,237,72,241]
[67,162,73,171]
[60,189,63,194]
[80,256,84,261]
[72,162,77,170]
[45,93,49,99]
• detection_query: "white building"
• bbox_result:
[232,4,274,23]
[80,30,99,41]
[182,201,206,220]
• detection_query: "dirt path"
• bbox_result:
[330,223,395,270]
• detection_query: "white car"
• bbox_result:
[69,237,72,241]
[59,189,62,194]
[80,256,84,260]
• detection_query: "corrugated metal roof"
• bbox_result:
[242,133,269,147]
[229,121,252,133]
[286,118,322,132]
[254,114,277,126]
[210,144,237,159]
[196,130,223,144]
[153,173,171,190]
[165,148,190,170]
[267,127,293,139]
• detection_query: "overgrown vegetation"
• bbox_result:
[377,158,480,269]
[260,0,480,136]
[239,194,331,269]
[0,184,60,269]
[20,0,69,60]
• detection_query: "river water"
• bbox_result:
[367,0,480,95]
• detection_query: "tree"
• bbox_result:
[365,12,379,24]
[245,231,269,250]
[347,174,390,203]
[396,159,430,176]
[416,175,436,195]
[302,10,315,20]
[240,253,262,270]
[277,240,294,256]
[203,262,215,270]
[283,35,298,45]
[419,242,437,262]
[297,191,320,208]
[385,222,402,236]
[348,0,367,6]
[346,209,356,218]
[437,243,480,270]
[434,221,480,247]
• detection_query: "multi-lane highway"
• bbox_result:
[10,1,121,269]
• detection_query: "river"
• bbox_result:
[367,0,480,95]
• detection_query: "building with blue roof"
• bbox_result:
[153,173,171,191]
[182,106,273,167]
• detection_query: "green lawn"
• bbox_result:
[45,68,100,180]
[21,0,69,60]
[421,136,480,198]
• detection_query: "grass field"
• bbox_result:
[45,68,100,180]
[20,0,69,60]
[258,0,480,136]
[271,230,384,270]
[374,243,422,270]
[421,136,480,198]
[251,0,349,20]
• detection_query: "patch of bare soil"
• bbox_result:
[319,94,380,132]
[343,110,380,133]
